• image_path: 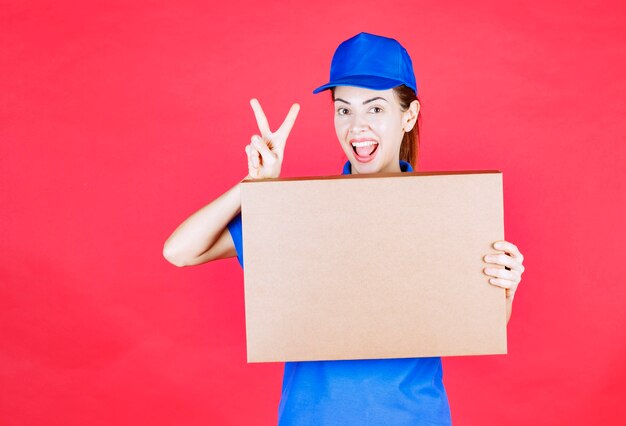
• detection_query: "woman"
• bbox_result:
[163,32,525,425]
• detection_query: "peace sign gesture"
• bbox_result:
[245,98,300,180]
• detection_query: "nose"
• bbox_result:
[349,111,371,134]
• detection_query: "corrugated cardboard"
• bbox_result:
[240,170,507,363]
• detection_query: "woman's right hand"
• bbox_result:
[245,98,300,180]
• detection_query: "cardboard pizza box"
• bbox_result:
[240,170,507,362]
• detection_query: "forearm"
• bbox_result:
[163,174,249,266]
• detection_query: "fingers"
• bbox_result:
[492,240,524,263]
[277,103,300,137]
[246,99,296,178]
[483,266,519,281]
[484,264,521,299]
[487,277,515,289]
[483,253,525,273]
[246,134,278,179]
[251,135,278,164]
[250,98,271,139]
[245,138,261,170]
[486,241,524,299]
[488,278,517,299]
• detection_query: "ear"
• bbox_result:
[402,100,420,132]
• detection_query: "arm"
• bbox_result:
[162,98,300,268]
[162,175,249,267]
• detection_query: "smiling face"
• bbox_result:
[333,85,418,174]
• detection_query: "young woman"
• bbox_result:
[163,32,525,425]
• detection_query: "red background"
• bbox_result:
[2,1,625,424]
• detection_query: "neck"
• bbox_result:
[343,157,408,175]
[380,159,402,173]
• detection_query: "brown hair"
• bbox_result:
[393,85,421,170]
[331,85,422,170]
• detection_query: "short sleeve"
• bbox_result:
[226,212,244,268]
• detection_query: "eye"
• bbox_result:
[337,107,349,115]
[370,106,383,113]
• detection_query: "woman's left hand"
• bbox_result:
[483,240,525,301]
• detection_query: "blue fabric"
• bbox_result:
[227,160,452,425]
[341,159,413,174]
[226,213,244,267]
[312,32,418,95]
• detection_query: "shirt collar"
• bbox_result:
[341,160,413,175]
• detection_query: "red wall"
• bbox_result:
[2,1,625,424]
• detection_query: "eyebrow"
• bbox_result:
[334,97,389,105]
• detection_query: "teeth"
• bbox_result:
[351,141,378,147]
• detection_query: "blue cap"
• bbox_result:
[312,32,418,95]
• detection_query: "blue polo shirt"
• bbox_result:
[227,160,452,425]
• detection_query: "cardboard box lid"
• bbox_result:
[240,170,507,363]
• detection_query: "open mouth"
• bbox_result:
[351,140,379,163]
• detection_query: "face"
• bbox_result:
[333,85,418,174]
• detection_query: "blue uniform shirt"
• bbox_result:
[227,160,452,425]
